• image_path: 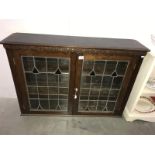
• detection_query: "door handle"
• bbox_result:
[74,88,78,99]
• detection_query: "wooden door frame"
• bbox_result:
[5,44,143,116]
[73,51,141,115]
[5,45,76,115]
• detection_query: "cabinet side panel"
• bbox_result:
[5,47,29,113]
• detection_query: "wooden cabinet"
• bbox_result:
[0,33,149,116]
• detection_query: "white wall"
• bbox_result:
[0,1,155,98]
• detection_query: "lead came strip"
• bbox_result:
[79,60,129,113]
[21,56,70,112]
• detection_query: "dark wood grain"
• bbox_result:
[1,33,149,53]
[1,33,150,116]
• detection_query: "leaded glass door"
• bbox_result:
[15,50,74,114]
[74,54,132,115]
[14,49,136,115]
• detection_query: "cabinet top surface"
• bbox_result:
[0,33,149,52]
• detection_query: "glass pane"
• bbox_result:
[90,89,99,97]
[48,74,58,86]
[28,86,38,94]
[47,58,57,72]
[30,99,39,109]
[106,102,115,111]
[28,86,38,98]
[25,73,36,86]
[80,89,89,96]
[29,94,38,98]
[81,76,91,88]
[50,100,58,110]
[112,76,123,89]
[59,74,69,87]
[82,61,94,74]
[35,57,46,72]
[22,57,34,71]
[80,95,89,100]
[36,73,47,86]
[94,61,105,74]
[102,76,112,88]
[59,95,68,99]
[79,101,88,111]
[92,76,102,83]
[97,101,107,111]
[99,89,109,100]
[105,61,117,75]
[59,59,69,73]
[116,62,128,75]
[59,100,68,111]
[88,101,97,111]
[49,94,58,99]
[49,87,58,94]
[109,90,119,101]
[38,87,48,98]
[59,88,68,94]
[40,100,49,109]
[38,87,48,95]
